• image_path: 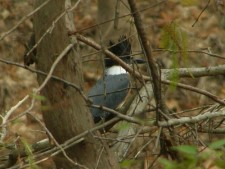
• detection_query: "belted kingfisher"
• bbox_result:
[88,36,145,123]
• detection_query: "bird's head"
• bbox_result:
[104,36,145,75]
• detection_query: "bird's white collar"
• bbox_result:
[106,65,127,75]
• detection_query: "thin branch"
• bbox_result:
[1,41,90,168]
[0,0,51,41]
[192,0,211,27]
[76,35,225,106]
[0,58,89,102]
[76,34,148,81]
[122,127,143,158]
[69,1,166,34]
[128,0,162,123]
[35,43,74,92]
[158,108,225,127]
[163,80,225,106]
[162,64,225,79]
[7,138,85,169]
[4,105,225,168]
[1,36,225,108]
[198,127,225,134]
[89,105,142,124]
[25,0,81,58]
[153,48,225,60]
[0,95,30,142]
[27,113,89,169]
[114,82,154,160]
[134,138,154,158]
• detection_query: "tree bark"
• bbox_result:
[97,0,136,45]
[33,0,118,168]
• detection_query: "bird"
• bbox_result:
[88,36,145,124]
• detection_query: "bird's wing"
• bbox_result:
[88,74,130,123]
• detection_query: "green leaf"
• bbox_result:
[120,159,138,168]
[173,145,197,155]
[181,0,199,6]
[21,138,38,169]
[115,121,131,131]
[159,158,177,169]
[30,93,46,101]
[215,158,225,168]
[160,22,188,61]
[160,22,189,88]
[168,68,179,90]
[209,140,225,149]
[41,105,50,111]
[11,119,23,125]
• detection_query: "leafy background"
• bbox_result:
[0,0,224,168]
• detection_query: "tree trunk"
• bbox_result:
[33,0,118,168]
[97,0,133,44]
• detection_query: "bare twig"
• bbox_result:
[122,126,143,158]
[162,64,225,79]
[163,80,225,106]
[27,113,89,169]
[25,0,81,58]
[76,34,225,106]
[158,108,225,127]
[199,127,225,134]
[4,105,225,168]
[89,105,142,124]
[128,0,162,123]
[1,43,87,168]
[0,95,30,142]
[35,44,74,92]
[7,138,85,169]
[69,1,166,34]
[192,0,211,27]
[153,48,225,60]
[76,34,147,81]
[0,0,51,41]
[0,58,89,102]
[114,82,154,160]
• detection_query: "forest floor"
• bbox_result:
[0,0,225,168]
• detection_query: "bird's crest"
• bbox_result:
[108,36,131,57]
[105,36,132,67]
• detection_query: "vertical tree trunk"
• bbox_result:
[33,0,118,168]
[97,0,140,59]
[97,0,132,44]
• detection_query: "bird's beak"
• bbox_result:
[133,58,146,64]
